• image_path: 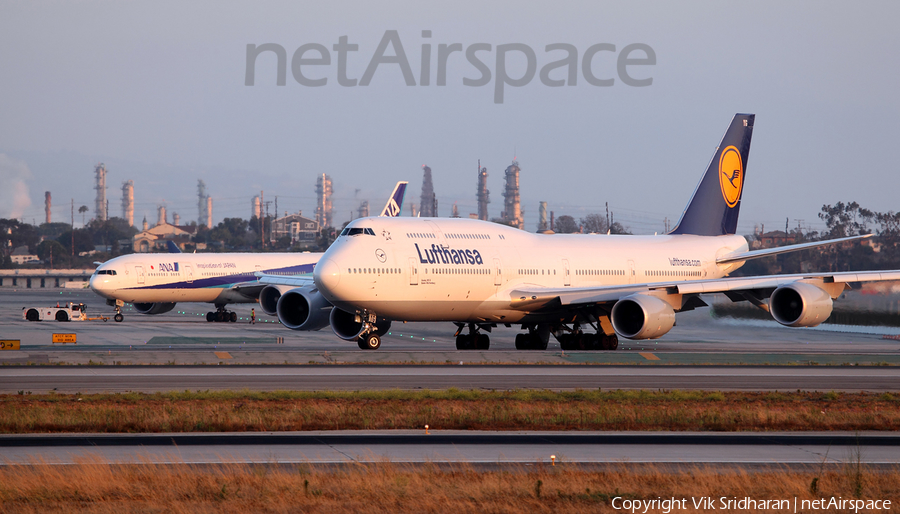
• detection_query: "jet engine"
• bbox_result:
[275,286,332,331]
[769,282,833,327]
[259,284,294,315]
[329,308,392,341]
[611,294,676,340]
[132,302,177,315]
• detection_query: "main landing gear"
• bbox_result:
[515,324,550,350]
[206,305,237,323]
[454,323,491,350]
[556,328,619,351]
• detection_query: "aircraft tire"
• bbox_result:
[361,333,381,350]
[608,334,619,351]
[114,313,124,322]
[357,339,368,350]
[206,312,215,322]
[514,333,528,350]
[456,335,471,350]
[532,336,548,351]
[230,312,237,322]
[477,334,490,350]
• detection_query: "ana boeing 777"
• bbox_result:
[90,181,407,323]
[260,114,899,350]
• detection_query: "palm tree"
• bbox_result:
[78,205,88,227]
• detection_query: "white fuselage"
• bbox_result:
[91,252,320,304]
[314,217,748,322]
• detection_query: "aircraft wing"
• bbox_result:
[507,269,900,312]
[254,273,315,289]
[229,281,270,299]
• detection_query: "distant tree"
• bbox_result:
[78,205,89,227]
[608,222,631,235]
[555,215,579,234]
[56,229,94,255]
[39,222,73,239]
[580,213,607,234]
[37,240,68,267]
[10,222,39,253]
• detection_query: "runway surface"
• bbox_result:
[4,364,900,393]
[2,432,897,466]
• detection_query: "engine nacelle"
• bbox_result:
[770,282,833,327]
[611,294,676,340]
[259,285,294,315]
[132,302,176,315]
[275,286,332,331]
[330,308,392,341]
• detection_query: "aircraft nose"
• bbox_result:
[314,259,341,299]
[89,273,112,298]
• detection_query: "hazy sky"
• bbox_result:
[1,1,898,235]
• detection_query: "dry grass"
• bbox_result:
[0,461,898,513]
[2,390,899,433]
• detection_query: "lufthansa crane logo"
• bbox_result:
[718,145,743,208]
[375,248,387,262]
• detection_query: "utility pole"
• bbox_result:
[70,199,74,257]
[259,191,264,249]
[263,200,272,246]
[605,202,609,230]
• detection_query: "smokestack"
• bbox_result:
[420,165,434,217]
[451,203,459,218]
[44,191,51,224]
[502,160,523,229]
[476,160,489,221]
[94,163,108,222]
[538,201,548,232]
[206,197,213,228]
[357,200,369,219]
[173,213,180,226]
[197,180,208,226]
[315,174,333,228]
[121,180,134,227]
[157,206,167,226]
[252,195,261,220]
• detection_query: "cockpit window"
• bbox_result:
[95,269,117,275]
[340,227,376,236]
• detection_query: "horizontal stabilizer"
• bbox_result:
[716,234,873,264]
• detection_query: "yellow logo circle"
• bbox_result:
[718,146,743,208]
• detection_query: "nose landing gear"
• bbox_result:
[355,317,391,350]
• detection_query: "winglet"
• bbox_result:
[670,114,755,236]
[166,240,182,253]
[379,181,408,217]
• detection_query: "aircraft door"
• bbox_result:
[408,257,418,285]
[493,258,502,286]
[562,259,571,286]
[184,264,194,284]
[627,260,635,284]
[135,265,145,285]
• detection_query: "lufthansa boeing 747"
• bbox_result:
[260,114,899,350]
